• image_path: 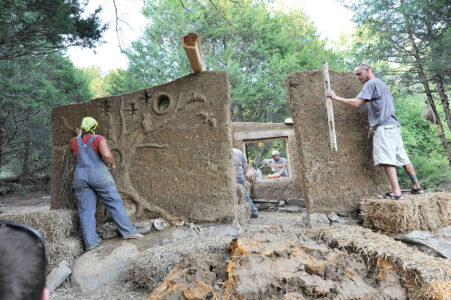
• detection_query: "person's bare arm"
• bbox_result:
[243,161,249,176]
[326,90,366,108]
[272,162,287,168]
[98,139,116,169]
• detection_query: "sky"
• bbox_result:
[66,0,355,75]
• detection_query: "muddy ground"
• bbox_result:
[0,194,438,300]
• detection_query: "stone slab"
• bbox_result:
[286,70,388,213]
[51,71,237,222]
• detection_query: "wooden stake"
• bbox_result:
[322,61,338,151]
[182,33,206,73]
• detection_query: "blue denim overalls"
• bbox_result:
[73,135,137,249]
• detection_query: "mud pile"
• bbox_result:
[147,226,408,299]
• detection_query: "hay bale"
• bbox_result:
[1,210,82,269]
[316,225,451,297]
[361,193,450,233]
[128,234,230,290]
[0,210,80,242]
[47,237,83,269]
[245,167,257,185]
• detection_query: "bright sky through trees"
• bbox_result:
[66,0,354,74]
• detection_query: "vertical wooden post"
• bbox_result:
[182,33,206,73]
[322,61,338,152]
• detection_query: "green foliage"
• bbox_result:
[395,94,451,190]
[0,54,92,176]
[82,66,105,98]
[107,0,346,122]
[0,0,107,60]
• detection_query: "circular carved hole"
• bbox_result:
[152,93,173,115]
[158,95,170,111]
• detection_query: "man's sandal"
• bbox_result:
[379,192,404,200]
[411,187,425,194]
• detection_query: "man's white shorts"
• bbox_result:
[373,125,410,166]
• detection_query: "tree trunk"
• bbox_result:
[422,7,451,134]
[407,28,451,167]
[20,140,31,177]
[434,73,451,133]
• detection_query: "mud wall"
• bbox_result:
[51,71,238,223]
[232,122,303,201]
[286,70,388,213]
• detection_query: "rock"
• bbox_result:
[437,226,451,239]
[135,221,153,235]
[71,242,139,291]
[278,206,301,213]
[309,213,330,228]
[171,228,197,240]
[172,220,185,227]
[278,200,286,207]
[253,199,279,211]
[46,260,72,292]
[97,222,119,240]
[327,212,339,222]
[153,218,168,231]
[287,198,305,207]
[394,230,451,259]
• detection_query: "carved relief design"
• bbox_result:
[187,95,206,104]
[142,90,151,107]
[125,101,138,118]
[198,112,217,128]
[152,92,175,115]
[99,99,111,114]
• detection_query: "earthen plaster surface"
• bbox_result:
[286,70,388,213]
[51,71,237,222]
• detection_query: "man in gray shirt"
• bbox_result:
[233,148,258,218]
[265,150,288,177]
[326,62,424,200]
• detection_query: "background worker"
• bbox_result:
[265,150,288,177]
[326,62,424,200]
[233,148,258,218]
[69,117,143,251]
[0,222,49,300]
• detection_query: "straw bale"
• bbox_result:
[47,237,83,269]
[0,210,80,242]
[361,193,450,233]
[417,281,451,300]
[315,225,451,297]
[128,234,230,290]
[245,167,257,186]
[1,210,83,269]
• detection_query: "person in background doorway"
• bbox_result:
[265,150,288,177]
[326,62,424,200]
[233,148,258,218]
[69,116,143,251]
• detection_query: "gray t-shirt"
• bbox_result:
[269,157,288,177]
[357,78,399,128]
[233,148,247,178]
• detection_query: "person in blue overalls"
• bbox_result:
[69,117,143,251]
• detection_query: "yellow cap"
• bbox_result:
[80,117,98,134]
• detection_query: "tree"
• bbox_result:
[0,0,107,61]
[343,0,451,166]
[0,54,92,176]
[107,0,346,122]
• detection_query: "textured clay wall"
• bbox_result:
[286,70,388,213]
[51,71,238,223]
[232,122,303,201]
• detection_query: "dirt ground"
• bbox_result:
[0,194,434,299]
